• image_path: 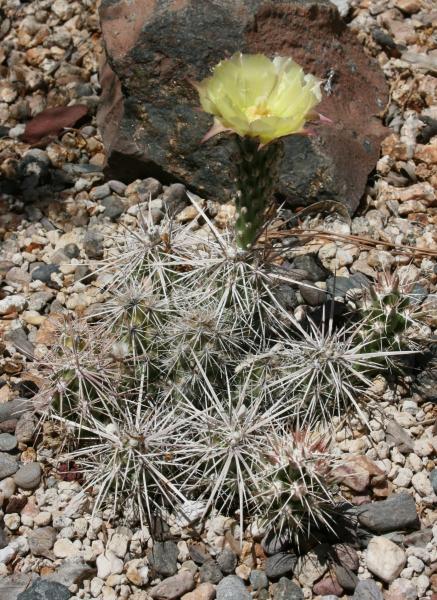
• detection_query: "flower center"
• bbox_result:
[245,103,272,123]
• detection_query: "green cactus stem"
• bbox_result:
[233,136,283,251]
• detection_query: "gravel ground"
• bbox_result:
[0,0,436,599]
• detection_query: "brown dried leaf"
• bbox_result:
[22,104,88,145]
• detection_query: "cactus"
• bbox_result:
[233,137,283,250]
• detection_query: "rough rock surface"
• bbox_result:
[98,0,388,212]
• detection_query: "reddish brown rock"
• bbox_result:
[98,0,389,212]
[313,573,344,596]
[333,455,386,493]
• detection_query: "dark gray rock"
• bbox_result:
[62,243,80,259]
[148,540,179,577]
[188,542,212,565]
[299,281,327,306]
[84,230,104,259]
[326,273,371,298]
[250,570,268,590]
[28,527,57,557]
[199,560,223,584]
[17,579,71,600]
[262,529,292,556]
[4,327,34,358]
[0,453,19,479]
[15,412,37,444]
[216,575,251,600]
[47,559,96,587]
[101,195,125,220]
[265,552,298,580]
[0,398,31,423]
[89,183,111,200]
[217,548,238,574]
[385,420,414,454]
[333,565,358,592]
[293,255,329,282]
[98,0,388,213]
[17,579,72,600]
[0,527,9,549]
[31,264,60,285]
[273,577,304,600]
[162,183,188,215]
[0,574,39,600]
[74,265,96,284]
[274,284,299,312]
[0,433,17,452]
[430,469,437,495]
[14,462,42,490]
[108,180,127,195]
[403,528,433,547]
[352,580,383,600]
[355,493,419,533]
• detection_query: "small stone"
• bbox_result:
[265,552,297,580]
[13,462,42,490]
[366,537,406,583]
[107,532,129,558]
[352,580,383,600]
[332,544,359,572]
[356,492,419,533]
[0,434,17,452]
[386,578,418,600]
[216,575,251,600]
[393,468,413,488]
[89,183,111,200]
[217,548,238,574]
[162,183,187,215]
[299,282,327,306]
[126,559,149,586]
[0,528,9,549]
[199,560,223,584]
[292,254,328,281]
[150,571,195,600]
[84,230,104,259]
[261,530,291,556]
[0,453,19,479]
[97,551,123,579]
[31,264,60,285]
[48,558,95,587]
[296,545,330,587]
[101,196,125,220]
[430,469,437,494]
[250,570,268,590]
[181,582,215,600]
[108,180,127,195]
[4,513,20,531]
[273,577,304,600]
[62,243,80,259]
[312,574,343,597]
[149,541,179,577]
[15,412,37,443]
[0,295,27,315]
[334,565,358,591]
[53,538,79,559]
[16,579,71,600]
[411,471,434,497]
[28,527,57,556]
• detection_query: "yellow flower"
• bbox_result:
[195,53,322,145]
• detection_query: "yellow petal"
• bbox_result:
[248,115,304,144]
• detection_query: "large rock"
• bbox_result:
[98,0,388,213]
